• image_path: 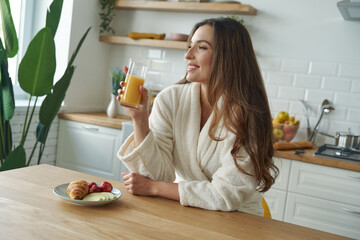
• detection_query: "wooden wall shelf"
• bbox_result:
[101,1,257,49]
[99,35,187,50]
[115,0,257,15]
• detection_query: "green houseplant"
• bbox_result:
[0,0,91,171]
[99,0,116,34]
[111,67,125,96]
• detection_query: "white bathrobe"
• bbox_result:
[118,82,263,216]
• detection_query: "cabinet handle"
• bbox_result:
[342,207,360,215]
[82,126,99,131]
[347,174,360,180]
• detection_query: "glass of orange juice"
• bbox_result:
[120,60,148,108]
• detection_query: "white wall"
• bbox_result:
[64,0,360,146]
[64,0,111,112]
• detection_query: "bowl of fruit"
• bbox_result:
[272,111,300,142]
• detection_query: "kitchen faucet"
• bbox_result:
[308,99,335,143]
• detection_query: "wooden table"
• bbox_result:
[0,165,351,240]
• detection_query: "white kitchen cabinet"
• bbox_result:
[285,161,360,239]
[288,161,360,207]
[263,188,287,221]
[56,119,132,182]
[264,157,291,221]
[265,157,360,239]
[285,193,360,239]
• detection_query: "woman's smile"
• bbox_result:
[187,63,199,72]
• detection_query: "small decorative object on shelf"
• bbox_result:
[99,0,116,34]
[107,67,125,118]
[225,15,245,26]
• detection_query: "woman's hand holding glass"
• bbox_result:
[117,66,150,147]
[117,66,149,121]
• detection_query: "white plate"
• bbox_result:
[53,183,122,206]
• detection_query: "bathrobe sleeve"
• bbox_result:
[117,87,177,182]
[178,144,263,213]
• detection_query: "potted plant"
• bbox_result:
[0,0,91,171]
[107,67,125,118]
[99,0,116,34]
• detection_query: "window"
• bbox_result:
[2,0,73,105]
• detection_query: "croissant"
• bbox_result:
[66,180,89,199]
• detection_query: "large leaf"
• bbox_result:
[68,27,91,67]
[0,41,15,120]
[0,0,18,58]
[39,66,74,127]
[1,61,14,120]
[18,27,56,97]
[46,0,64,36]
[0,145,26,171]
[36,122,49,144]
[0,120,12,160]
[37,27,91,143]
[0,39,8,67]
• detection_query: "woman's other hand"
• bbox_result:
[121,172,180,201]
[121,172,155,196]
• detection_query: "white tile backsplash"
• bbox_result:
[306,89,335,103]
[264,84,278,98]
[348,108,360,122]
[327,106,347,121]
[323,77,352,92]
[110,44,360,146]
[309,61,338,76]
[281,59,309,73]
[262,57,359,146]
[267,72,294,86]
[294,74,322,89]
[278,86,305,100]
[335,92,360,108]
[338,63,360,78]
[352,79,360,93]
[145,49,163,59]
[257,57,282,71]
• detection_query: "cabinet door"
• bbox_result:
[288,161,360,207]
[285,193,360,239]
[56,120,122,181]
[263,189,287,221]
[272,157,291,191]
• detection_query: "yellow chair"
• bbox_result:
[262,196,272,219]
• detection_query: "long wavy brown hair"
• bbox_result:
[180,18,278,192]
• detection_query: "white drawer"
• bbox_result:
[272,157,291,191]
[288,161,360,206]
[284,193,360,239]
[264,188,287,221]
[61,119,122,136]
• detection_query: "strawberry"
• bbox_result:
[89,184,101,193]
[99,181,113,192]
[88,182,96,189]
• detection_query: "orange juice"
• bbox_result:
[120,74,145,108]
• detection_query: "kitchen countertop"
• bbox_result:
[58,112,360,172]
[58,112,131,130]
[0,164,350,240]
[274,148,360,172]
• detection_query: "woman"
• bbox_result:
[117,18,278,215]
